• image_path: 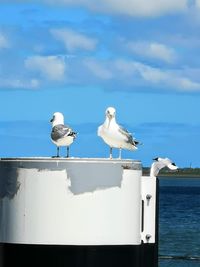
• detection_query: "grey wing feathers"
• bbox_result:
[118,126,139,145]
[51,124,76,141]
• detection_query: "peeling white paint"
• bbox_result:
[0,160,143,246]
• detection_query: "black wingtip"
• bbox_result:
[153,157,159,161]
[133,140,142,146]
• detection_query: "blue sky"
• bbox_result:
[0,1,200,167]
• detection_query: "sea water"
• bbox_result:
[159,177,200,267]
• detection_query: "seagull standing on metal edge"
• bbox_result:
[50,112,77,158]
[98,107,140,159]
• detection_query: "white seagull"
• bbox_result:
[98,107,140,159]
[150,157,178,177]
[50,112,77,158]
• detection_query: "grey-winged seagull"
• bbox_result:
[150,157,178,177]
[98,107,140,159]
[50,112,77,158]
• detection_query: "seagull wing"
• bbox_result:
[63,126,77,137]
[118,125,132,139]
[118,125,139,145]
[51,124,75,141]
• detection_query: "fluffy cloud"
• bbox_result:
[83,59,113,80]
[0,0,192,17]
[0,78,39,89]
[126,41,177,63]
[0,2,199,93]
[0,33,9,49]
[196,0,200,8]
[113,59,200,91]
[25,55,66,81]
[50,28,97,52]
[45,0,188,17]
[23,55,200,92]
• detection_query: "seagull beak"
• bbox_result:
[107,113,111,119]
[50,115,55,123]
[108,115,112,128]
[50,117,55,123]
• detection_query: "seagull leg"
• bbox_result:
[67,146,69,158]
[109,147,113,159]
[52,147,60,158]
[57,146,60,157]
[118,148,122,159]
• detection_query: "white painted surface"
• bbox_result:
[141,176,157,243]
[0,159,142,245]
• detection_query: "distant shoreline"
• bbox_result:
[158,174,200,178]
[142,167,200,178]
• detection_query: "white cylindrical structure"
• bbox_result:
[0,158,158,267]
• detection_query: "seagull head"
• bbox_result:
[106,107,116,120]
[151,157,178,177]
[168,162,178,170]
[50,112,64,126]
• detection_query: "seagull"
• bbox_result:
[98,107,140,159]
[150,157,178,177]
[50,112,77,158]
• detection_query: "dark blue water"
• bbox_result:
[159,177,200,267]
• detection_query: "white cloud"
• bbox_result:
[0,33,9,49]
[127,41,177,63]
[137,64,200,91]
[25,55,66,81]
[177,77,200,91]
[0,78,39,89]
[114,59,200,91]
[50,28,97,52]
[196,0,200,8]
[83,59,113,80]
[100,0,188,16]
[46,0,188,17]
